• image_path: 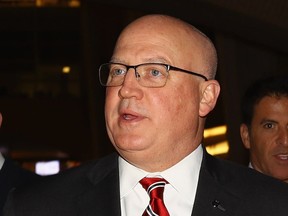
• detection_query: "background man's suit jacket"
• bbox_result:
[0,157,40,216]
[4,150,288,216]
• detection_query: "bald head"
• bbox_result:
[114,14,217,79]
[106,14,221,171]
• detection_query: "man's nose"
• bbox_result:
[277,127,288,146]
[122,68,138,84]
[118,69,143,99]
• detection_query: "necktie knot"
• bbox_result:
[140,177,170,216]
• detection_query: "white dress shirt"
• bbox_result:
[119,145,203,216]
[0,152,5,170]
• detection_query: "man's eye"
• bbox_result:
[112,68,125,76]
[150,69,162,77]
[263,123,274,129]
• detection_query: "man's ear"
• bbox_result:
[199,80,220,117]
[240,123,251,149]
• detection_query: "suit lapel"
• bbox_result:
[192,150,243,216]
[75,153,121,216]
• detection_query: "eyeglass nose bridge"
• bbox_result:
[123,65,141,83]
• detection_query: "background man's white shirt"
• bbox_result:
[0,152,5,170]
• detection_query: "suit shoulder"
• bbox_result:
[205,153,288,196]
[4,153,120,215]
[11,153,119,198]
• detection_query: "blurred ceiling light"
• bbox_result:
[204,125,227,138]
[34,0,81,7]
[36,0,57,7]
[62,66,71,74]
[206,141,229,155]
[68,0,80,7]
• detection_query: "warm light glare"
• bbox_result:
[62,66,70,74]
[206,141,229,155]
[204,125,227,138]
[69,0,80,7]
[35,0,81,7]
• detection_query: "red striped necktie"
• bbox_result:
[140,177,170,216]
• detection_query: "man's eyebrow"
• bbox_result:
[110,57,169,64]
[109,58,121,63]
[260,118,278,124]
[143,57,168,63]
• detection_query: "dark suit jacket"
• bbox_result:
[3,150,288,216]
[0,157,41,216]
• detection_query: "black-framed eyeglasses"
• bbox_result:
[98,62,208,88]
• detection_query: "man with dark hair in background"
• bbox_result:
[240,75,288,183]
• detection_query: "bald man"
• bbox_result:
[4,14,288,216]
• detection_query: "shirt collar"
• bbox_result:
[162,145,203,200]
[119,156,147,198]
[119,145,203,200]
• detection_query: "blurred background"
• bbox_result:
[0,0,287,175]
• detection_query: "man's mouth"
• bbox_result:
[122,113,138,120]
[276,154,288,160]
